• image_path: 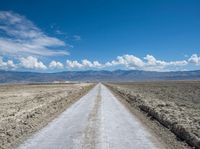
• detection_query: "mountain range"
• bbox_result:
[0,69,200,83]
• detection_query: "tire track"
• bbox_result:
[82,85,101,149]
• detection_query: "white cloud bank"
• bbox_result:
[0,54,199,71]
[0,11,68,57]
[66,59,102,69]
[65,54,199,71]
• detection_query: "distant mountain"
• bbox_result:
[0,69,200,83]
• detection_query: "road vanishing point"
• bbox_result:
[17,83,165,149]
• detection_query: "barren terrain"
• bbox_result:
[16,84,164,149]
[0,83,94,149]
[107,81,200,149]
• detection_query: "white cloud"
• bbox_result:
[19,56,47,70]
[66,59,102,69]
[188,54,200,65]
[142,54,188,71]
[110,55,144,68]
[105,62,113,67]
[66,60,83,68]
[168,60,188,66]
[7,60,16,68]
[0,53,199,71]
[144,55,166,66]
[0,57,16,69]
[65,54,190,71]
[82,59,93,67]
[93,61,102,67]
[49,61,64,69]
[0,11,69,57]
[144,54,188,67]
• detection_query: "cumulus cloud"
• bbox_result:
[0,57,16,69]
[65,54,192,71]
[49,61,64,69]
[0,54,199,71]
[104,54,162,70]
[93,61,102,67]
[0,11,69,57]
[188,54,200,65]
[19,56,47,70]
[144,55,166,66]
[66,60,83,68]
[82,59,93,67]
[66,59,102,69]
[142,54,188,71]
[110,55,144,68]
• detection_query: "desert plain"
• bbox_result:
[0,83,94,149]
[107,81,200,149]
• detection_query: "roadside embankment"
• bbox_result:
[107,82,200,149]
[0,83,94,149]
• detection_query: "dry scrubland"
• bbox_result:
[0,83,94,149]
[107,81,200,149]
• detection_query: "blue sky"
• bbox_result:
[0,0,200,72]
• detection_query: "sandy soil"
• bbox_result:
[107,81,200,149]
[0,83,94,149]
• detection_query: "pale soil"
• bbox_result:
[0,83,94,149]
[107,81,200,149]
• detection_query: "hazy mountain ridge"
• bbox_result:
[0,70,200,83]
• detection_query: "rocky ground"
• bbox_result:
[107,81,200,149]
[0,83,94,149]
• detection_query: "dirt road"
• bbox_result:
[16,83,164,149]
